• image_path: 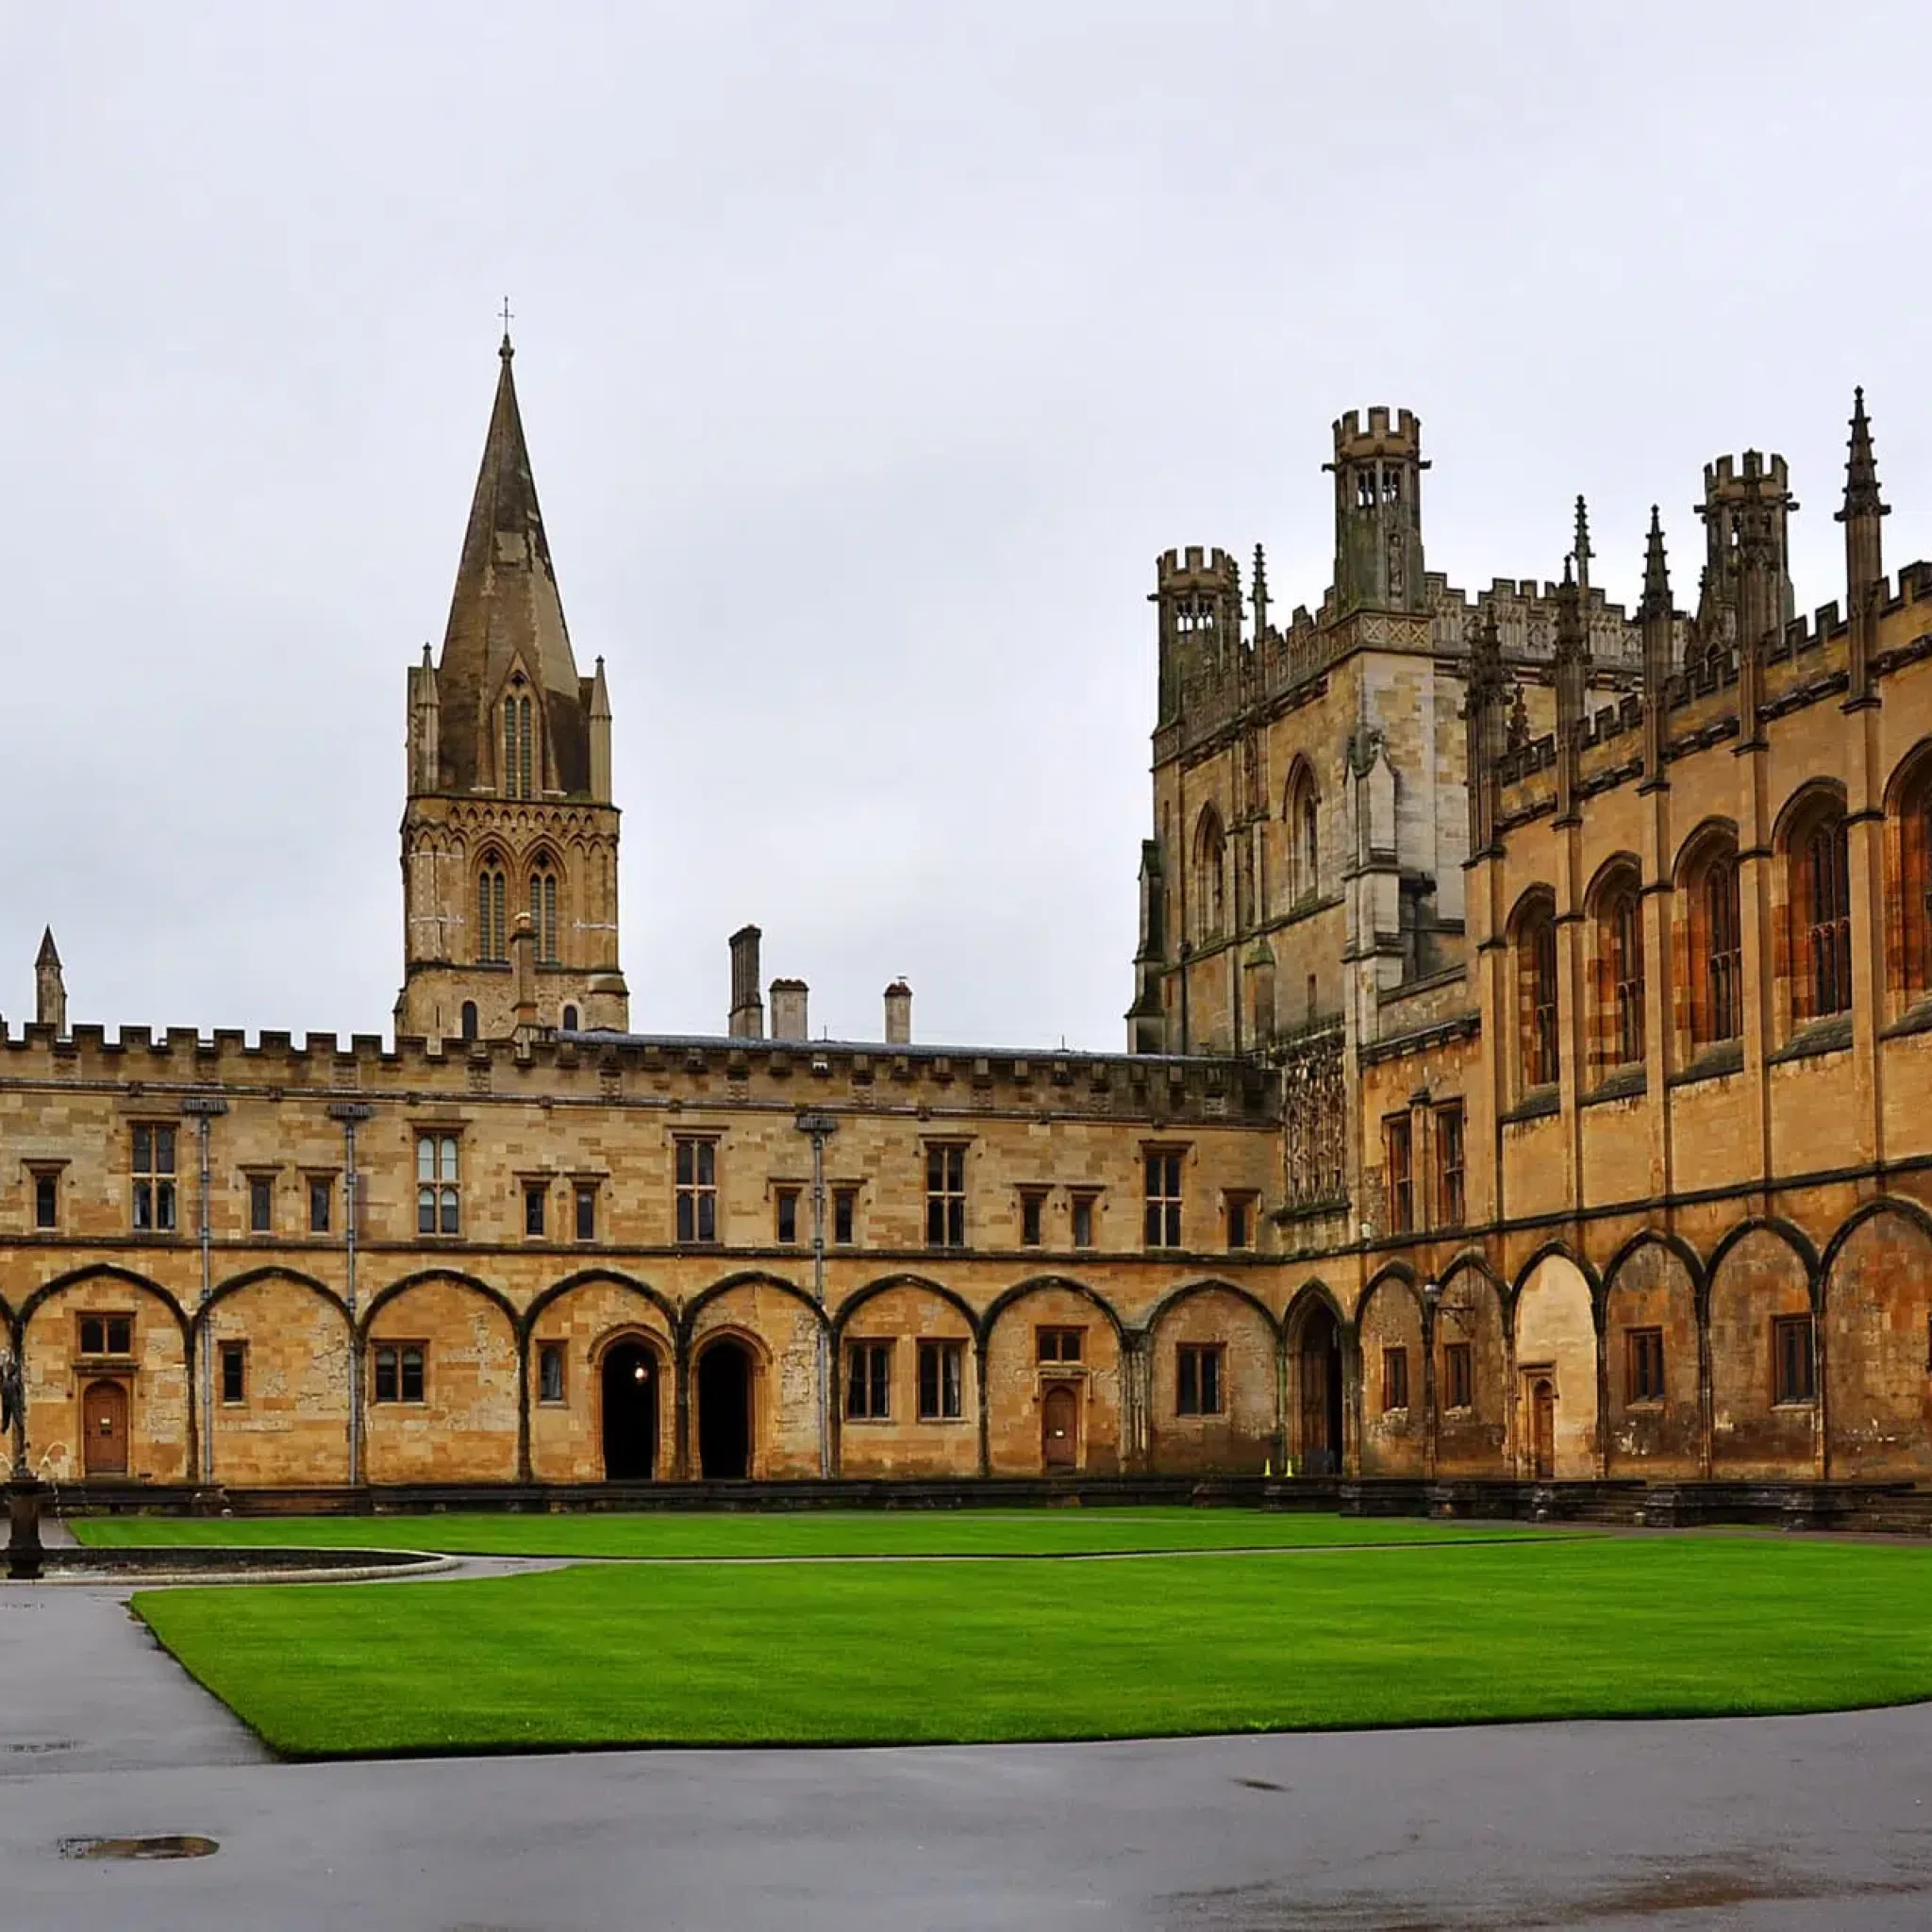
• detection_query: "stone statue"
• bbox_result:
[0,1347,21,1450]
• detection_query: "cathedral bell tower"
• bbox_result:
[393,333,629,1043]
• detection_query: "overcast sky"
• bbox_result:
[2,2,1927,1051]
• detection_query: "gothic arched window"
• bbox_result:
[475,858,507,963]
[1194,807,1226,942]
[1514,891,1559,1092]
[503,691,535,799]
[1676,825,1742,1050]
[459,1001,478,1041]
[1801,813,1852,1021]
[1888,748,1932,1007]
[529,862,558,964]
[1591,863,1644,1072]
[1284,760,1321,907]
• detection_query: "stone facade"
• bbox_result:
[5,362,1932,1494]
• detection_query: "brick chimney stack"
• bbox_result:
[728,925,764,1039]
[884,979,911,1045]
[770,978,808,1042]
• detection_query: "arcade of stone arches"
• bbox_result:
[8,1192,1928,1489]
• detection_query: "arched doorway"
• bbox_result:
[82,1379,128,1477]
[1297,1305,1345,1475]
[1041,1383,1078,1469]
[697,1340,753,1479]
[600,1341,658,1481]
[1531,1378,1557,1480]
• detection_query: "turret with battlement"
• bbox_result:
[1325,407,1428,618]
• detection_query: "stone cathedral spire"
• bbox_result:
[394,334,628,1044]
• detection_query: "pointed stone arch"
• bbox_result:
[1357,1266,1426,1475]
[1822,1197,1932,1479]
[1143,1278,1279,1475]
[1707,1220,1817,1476]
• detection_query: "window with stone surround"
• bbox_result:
[1381,1345,1409,1413]
[538,1342,566,1405]
[1382,1116,1413,1234]
[220,1341,246,1405]
[528,858,559,964]
[1143,1148,1184,1250]
[29,1164,62,1231]
[1037,1326,1084,1364]
[574,1183,597,1242]
[373,1342,426,1404]
[524,1182,547,1238]
[1193,804,1226,942]
[307,1174,333,1235]
[1225,1191,1256,1251]
[774,1187,799,1245]
[131,1124,176,1233]
[1590,860,1645,1072]
[917,1340,965,1421]
[924,1142,966,1250]
[1512,891,1560,1093]
[417,1135,460,1236]
[844,1341,891,1420]
[77,1313,133,1358]
[1176,1343,1224,1417]
[1772,1314,1815,1406]
[1797,808,1853,1023]
[1624,1327,1665,1405]
[1070,1191,1098,1250]
[246,1173,274,1235]
[1890,748,1932,1008]
[1433,1103,1466,1228]
[1019,1188,1047,1249]
[1441,1340,1473,1411]
[675,1137,719,1245]
[475,855,508,964]
[504,689,535,800]
[832,1186,857,1246]
[1677,825,1742,1049]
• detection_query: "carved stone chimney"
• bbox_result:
[728,925,764,1039]
[883,979,911,1046]
[770,978,808,1042]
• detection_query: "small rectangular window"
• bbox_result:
[1434,1103,1466,1228]
[248,1175,273,1234]
[1036,1326,1084,1364]
[675,1138,719,1244]
[1441,1341,1473,1411]
[131,1124,176,1233]
[524,1183,547,1238]
[1020,1189,1045,1248]
[33,1172,58,1231]
[917,1340,965,1420]
[417,1134,459,1236]
[1625,1327,1665,1405]
[775,1188,799,1245]
[1383,1116,1413,1234]
[844,1341,891,1420]
[1225,1193,1254,1251]
[1071,1191,1096,1250]
[833,1187,856,1245]
[1143,1151,1183,1249]
[1773,1314,1815,1405]
[308,1176,332,1234]
[575,1185,597,1243]
[78,1314,133,1357]
[220,1341,246,1405]
[1176,1343,1224,1416]
[373,1342,426,1404]
[1382,1345,1410,1413]
[538,1341,566,1405]
[925,1144,967,1249]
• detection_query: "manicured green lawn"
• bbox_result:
[74,1505,1519,1559]
[134,1535,1932,1758]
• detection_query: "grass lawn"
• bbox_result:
[73,1505,1524,1559]
[134,1534,1932,1758]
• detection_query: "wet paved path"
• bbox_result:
[5,1575,1932,1929]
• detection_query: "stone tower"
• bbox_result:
[1324,408,1428,615]
[393,334,628,1042]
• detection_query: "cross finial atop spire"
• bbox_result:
[499,296,515,359]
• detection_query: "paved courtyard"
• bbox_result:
[4,1574,1932,1929]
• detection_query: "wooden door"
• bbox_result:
[1041,1384,1078,1469]
[1531,1378,1556,1480]
[83,1379,128,1477]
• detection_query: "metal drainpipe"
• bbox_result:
[181,1094,227,1489]
[796,1111,838,1479]
[329,1103,375,1487]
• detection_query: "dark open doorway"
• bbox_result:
[601,1341,658,1480]
[697,1340,753,1479]
[1298,1305,1345,1476]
